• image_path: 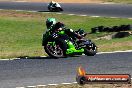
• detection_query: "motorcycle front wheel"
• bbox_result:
[44,39,67,58]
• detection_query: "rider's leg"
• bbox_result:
[66,40,76,54]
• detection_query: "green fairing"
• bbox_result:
[65,40,84,54]
[58,30,65,35]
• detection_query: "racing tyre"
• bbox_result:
[56,7,63,12]
[44,39,67,58]
[84,43,97,56]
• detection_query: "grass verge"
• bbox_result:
[43,83,131,88]
[0,10,132,59]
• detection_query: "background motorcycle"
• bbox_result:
[48,3,63,12]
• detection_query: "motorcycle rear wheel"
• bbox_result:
[84,43,97,56]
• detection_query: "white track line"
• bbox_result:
[14,1,28,2]
[56,13,63,14]
[68,14,75,15]
[40,56,47,57]
[48,84,59,86]
[100,2,116,4]
[110,17,119,18]
[91,16,100,17]
[15,10,25,12]
[79,15,87,16]
[128,18,132,20]
[25,86,36,88]
[27,11,37,13]
[72,82,77,84]
[36,85,46,87]
[61,83,72,85]
[97,50,132,54]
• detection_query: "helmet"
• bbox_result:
[46,18,56,29]
[51,1,56,3]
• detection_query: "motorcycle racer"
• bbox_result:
[48,1,63,12]
[46,18,85,39]
[45,18,86,55]
[48,1,57,8]
[42,18,97,58]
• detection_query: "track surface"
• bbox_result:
[0,2,132,88]
[0,52,132,88]
[0,2,132,18]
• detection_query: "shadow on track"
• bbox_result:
[37,10,61,13]
[37,10,50,12]
[16,55,80,60]
[17,56,56,60]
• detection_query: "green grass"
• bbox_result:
[102,0,132,4]
[95,36,132,51]
[0,10,132,58]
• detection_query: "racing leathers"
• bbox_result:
[48,22,85,54]
[49,22,83,40]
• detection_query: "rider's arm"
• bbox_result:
[65,29,83,39]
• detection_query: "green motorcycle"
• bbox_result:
[42,29,97,58]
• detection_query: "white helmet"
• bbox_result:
[51,1,56,4]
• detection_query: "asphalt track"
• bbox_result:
[0,2,132,88]
[0,52,132,88]
[0,2,132,18]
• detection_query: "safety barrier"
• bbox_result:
[91,24,132,33]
